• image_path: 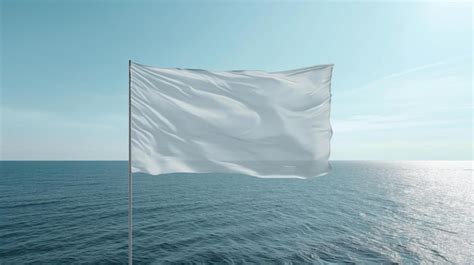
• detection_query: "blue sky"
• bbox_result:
[0,0,472,160]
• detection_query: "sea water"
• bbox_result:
[0,161,472,264]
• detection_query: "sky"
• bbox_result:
[0,0,472,160]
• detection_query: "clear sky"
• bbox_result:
[0,0,472,160]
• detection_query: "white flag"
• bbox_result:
[131,62,333,178]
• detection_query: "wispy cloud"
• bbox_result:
[0,106,128,160]
[340,56,472,99]
[332,114,469,133]
[0,106,125,131]
[332,56,472,133]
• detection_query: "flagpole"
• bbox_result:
[128,59,133,265]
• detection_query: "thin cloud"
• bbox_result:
[0,106,124,131]
[340,55,471,98]
[332,114,469,133]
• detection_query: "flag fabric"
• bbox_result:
[130,62,333,178]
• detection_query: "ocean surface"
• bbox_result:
[0,161,472,264]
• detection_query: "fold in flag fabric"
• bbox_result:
[131,62,333,178]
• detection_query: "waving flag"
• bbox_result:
[130,62,333,178]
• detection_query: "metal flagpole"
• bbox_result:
[128,59,133,265]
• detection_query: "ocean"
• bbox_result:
[0,161,472,264]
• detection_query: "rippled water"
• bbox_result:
[0,161,472,264]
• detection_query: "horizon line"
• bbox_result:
[0,159,472,162]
